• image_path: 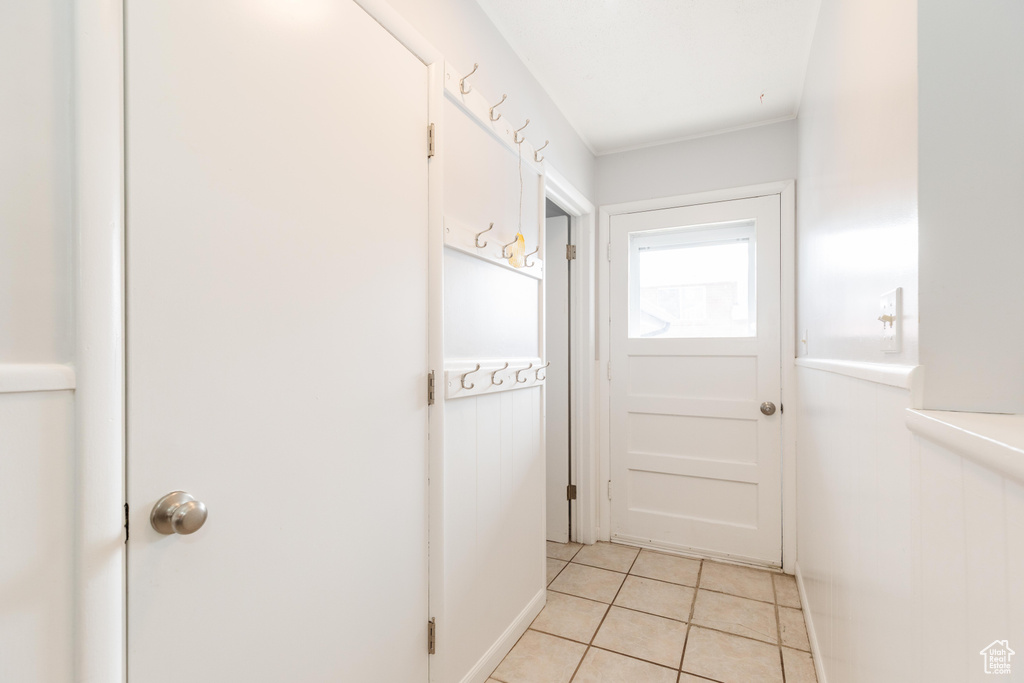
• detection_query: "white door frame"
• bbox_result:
[73,2,442,680]
[597,181,797,572]
[544,167,598,545]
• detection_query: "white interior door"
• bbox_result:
[125,2,429,681]
[609,195,782,566]
[545,214,570,542]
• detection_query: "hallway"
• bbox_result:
[489,542,816,683]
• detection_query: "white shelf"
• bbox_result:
[906,409,1024,485]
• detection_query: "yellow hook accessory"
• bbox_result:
[507,232,526,268]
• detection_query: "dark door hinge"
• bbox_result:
[428,618,436,654]
[427,123,436,158]
[124,502,129,542]
[567,484,577,500]
[566,244,576,260]
[427,371,436,406]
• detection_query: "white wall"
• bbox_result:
[792,1,922,681]
[596,119,798,206]
[796,365,1024,683]
[1,2,74,363]
[918,0,1024,413]
[796,0,918,365]
[386,0,595,200]
[0,2,76,682]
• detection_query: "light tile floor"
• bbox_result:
[488,541,817,683]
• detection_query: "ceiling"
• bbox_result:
[474,0,821,155]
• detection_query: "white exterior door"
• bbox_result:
[609,195,782,566]
[125,2,429,681]
[545,214,571,542]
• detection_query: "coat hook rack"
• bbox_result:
[489,94,507,122]
[535,362,550,381]
[534,140,549,163]
[524,246,539,268]
[491,362,509,386]
[459,63,478,95]
[513,119,530,144]
[445,359,546,399]
[475,223,494,248]
[516,363,534,384]
[461,364,481,390]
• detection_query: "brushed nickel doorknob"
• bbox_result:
[151,491,208,535]
[760,401,777,416]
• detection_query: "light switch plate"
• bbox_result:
[880,288,902,353]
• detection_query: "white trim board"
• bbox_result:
[795,358,921,390]
[0,364,76,393]
[906,409,1024,485]
[543,168,598,545]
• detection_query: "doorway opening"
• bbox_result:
[545,198,572,542]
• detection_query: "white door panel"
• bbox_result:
[545,215,570,542]
[610,195,782,565]
[125,1,429,680]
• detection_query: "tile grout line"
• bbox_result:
[566,546,642,682]
[677,559,704,679]
[773,574,787,683]
[537,596,794,651]
[555,555,783,607]
[539,544,808,683]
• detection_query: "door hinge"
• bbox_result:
[607,361,612,381]
[780,403,784,414]
[607,242,611,261]
[566,244,576,260]
[567,484,577,500]
[427,371,436,406]
[427,123,436,158]
[428,618,436,654]
[124,502,129,542]
[607,480,613,500]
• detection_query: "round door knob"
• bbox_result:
[760,401,777,416]
[151,491,208,535]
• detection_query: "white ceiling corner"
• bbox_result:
[474,0,821,155]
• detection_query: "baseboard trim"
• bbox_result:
[794,562,828,683]
[459,587,546,683]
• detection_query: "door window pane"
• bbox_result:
[628,220,756,338]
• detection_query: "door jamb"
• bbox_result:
[544,167,597,545]
[597,181,797,572]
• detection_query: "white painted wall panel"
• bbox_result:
[0,391,74,683]
[0,1,74,364]
[0,3,76,681]
[796,366,1024,683]
[596,119,797,206]
[442,390,544,682]
[918,0,1024,413]
[445,251,539,359]
[796,0,918,365]
[437,89,546,682]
